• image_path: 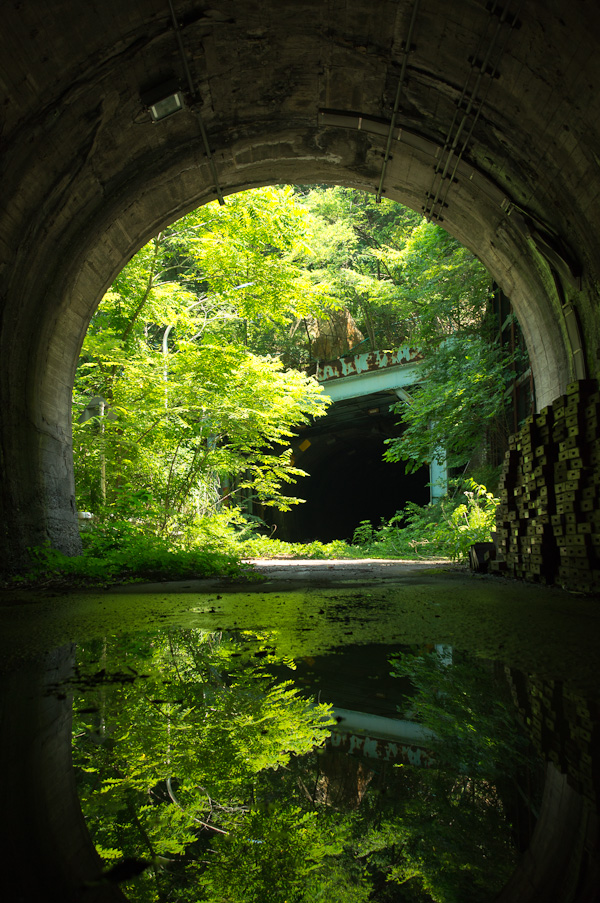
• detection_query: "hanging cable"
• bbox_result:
[376,0,421,202]
[434,0,524,217]
[423,0,522,221]
[167,0,225,205]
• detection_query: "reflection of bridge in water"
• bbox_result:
[305,641,449,768]
[329,706,436,767]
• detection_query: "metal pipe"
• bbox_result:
[428,1,498,184]
[424,0,522,221]
[436,0,524,214]
[425,13,504,217]
[167,0,196,98]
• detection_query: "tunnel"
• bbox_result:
[2,1,600,900]
[261,392,430,543]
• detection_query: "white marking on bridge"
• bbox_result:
[317,346,423,403]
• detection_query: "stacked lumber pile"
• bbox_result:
[492,379,600,592]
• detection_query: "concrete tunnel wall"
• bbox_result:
[0,647,126,902]
[3,1,600,567]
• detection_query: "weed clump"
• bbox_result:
[350,480,498,561]
[13,481,497,588]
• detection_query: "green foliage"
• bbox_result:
[166,185,335,330]
[71,628,527,902]
[237,533,358,560]
[199,806,336,903]
[351,480,499,561]
[348,519,378,547]
[299,186,491,345]
[299,187,424,351]
[351,504,448,559]
[73,187,334,539]
[383,649,534,902]
[390,650,532,780]
[73,629,336,902]
[384,335,516,471]
[69,183,517,567]
[22,483,498,588]
[25,524,243,586]
[298,187,518,474]
[443,480,499,560]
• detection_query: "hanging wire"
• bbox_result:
[423,0,523,221]
[376,0,421,202]
[167,0,225,205]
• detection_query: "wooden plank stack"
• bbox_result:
[492,378,600,592]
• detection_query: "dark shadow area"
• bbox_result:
[260,393,430,542]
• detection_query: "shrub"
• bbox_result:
[350,480,499,561]
[23,516,243,587]
[16,481,499,587]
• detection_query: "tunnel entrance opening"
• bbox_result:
[260,392,430,543]
[2,146,573,572]
[71,184,506,555]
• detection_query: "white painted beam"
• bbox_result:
[332,707,436,746]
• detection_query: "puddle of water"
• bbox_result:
[65,628,545,902]
[2,578,599,901]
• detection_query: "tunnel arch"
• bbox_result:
[6,142,573,560]
[2,5,600,901]
[2,0,600,565]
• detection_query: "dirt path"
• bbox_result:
[110,557,461,594]
[243,557,460,586]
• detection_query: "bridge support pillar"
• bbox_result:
[429,453,448,503]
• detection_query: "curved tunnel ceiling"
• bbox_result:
[3,2,600,401]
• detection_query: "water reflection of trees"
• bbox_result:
[387,650,543,901]
[73,629,336,901]
[72,631,538,902]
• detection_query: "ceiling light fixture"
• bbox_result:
[141,79,185,122]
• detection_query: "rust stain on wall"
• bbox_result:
[317,346,423,382]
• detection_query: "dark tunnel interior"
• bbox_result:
[260,393,430,543]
